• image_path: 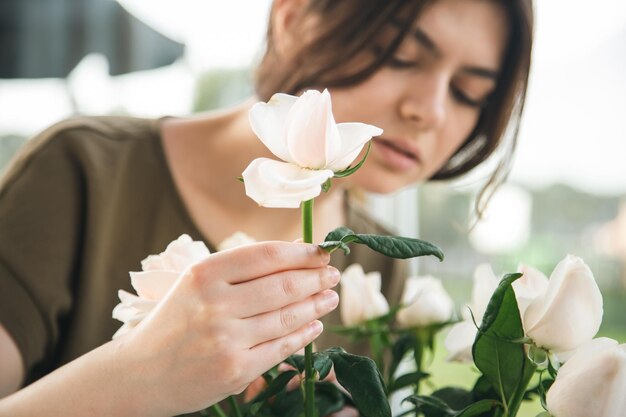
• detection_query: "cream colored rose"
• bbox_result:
[518,255,603,355]
[547,337,626,417]
[243,89,382,208]
[396,276,454,328]
[339,264,389,327]
[217,231,256,251]
[444,263,500,362]
[112,234,211,339]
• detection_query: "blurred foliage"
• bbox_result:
[192,67,253,112]
[416,182,626,330]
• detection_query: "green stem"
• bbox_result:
[302,199,316,417]
[228,396,243,417]
[369,329,385,376]
[413,333,424,397]
[210,404,228,417]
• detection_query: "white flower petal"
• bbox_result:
[285,89,340,169]
[217,231,256,251]
[524,255,603,352]
[242,158,333,208]
[444,321,477,363]
[339,264,389,326]
[396,276,454,328]
[140,234,210,272]
[249,93,297,162]
[130,270,181,301]
[513,263,549,318]
[469,263,500,323]
[547,338,626,417]
[327,122,383,171]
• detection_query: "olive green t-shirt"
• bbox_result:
[0,116,406,389]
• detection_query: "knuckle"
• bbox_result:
[280,307,297,330]
[261,243,286,264]
[281,273,299,297]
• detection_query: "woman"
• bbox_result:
[0,0,533,415]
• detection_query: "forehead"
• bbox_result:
[411,0,509,70]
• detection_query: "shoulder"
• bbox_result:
[0,115,162,190]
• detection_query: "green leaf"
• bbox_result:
[312,352,333,381]
[333,141,372,178]
[454,399,501,417]
[315,381,347,417]
[326,347,391,417]
[403,396,501,417]
[472,273,537,415]
[388,334,415,384]
[283,354,305,373]
[318,240,351,255]
[389,371,430,392]
[403,395,454,417]
[250,370,299,403]
[321,178,332,192]
[431,387,474,411]
[321,227,444,261]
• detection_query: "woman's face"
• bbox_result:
[329,0,509,193]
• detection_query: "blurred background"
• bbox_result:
[1,1,625,412]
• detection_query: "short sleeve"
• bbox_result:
[0,126,85,376]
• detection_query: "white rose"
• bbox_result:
[444,263,500,362]
[512,263,549,317]
[396,276,454,328]
[520,255,603,354]
[217,231,256,251]
[243,89,382,208]
[112,234,211,339]
[339,264,390,327]
[546,337,626,417]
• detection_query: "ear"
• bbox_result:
[271,0,312,58]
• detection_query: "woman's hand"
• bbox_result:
[118,241,340,415]
[0,241,339,417]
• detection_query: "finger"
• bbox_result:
[246,320,324,377]
[198,241,330,284]
[243,376,267,402]
[234,266,340,317]
[329,406,359,417]
[243,290,339,346]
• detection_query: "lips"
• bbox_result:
[376,138,420,162]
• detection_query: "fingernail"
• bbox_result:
[310,320,323,336]
[326,266,340,285]
[322,290,339,309]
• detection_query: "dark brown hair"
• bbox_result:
[255,0,534,214]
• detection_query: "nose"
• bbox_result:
[399,74,447,130]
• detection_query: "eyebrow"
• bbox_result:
[391,20,500,80]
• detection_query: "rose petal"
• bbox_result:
[524,255,603,352]
[547,338,626,417]
[339,264,389,326]
[466,263,500,322]
[285,89,340,169]
[242,158,333,208]
[444,321,477,363]
[513,263,549,318]
[130,270,181,300]
[249,93,297,162]
[327,122,383,171]
[397,276,454,328]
